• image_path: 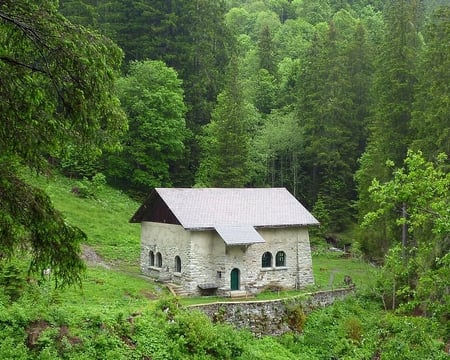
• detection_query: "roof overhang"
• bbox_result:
[214,225,265,246]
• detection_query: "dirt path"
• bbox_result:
[80,244,110,269]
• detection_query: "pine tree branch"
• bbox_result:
[0,56,48,74]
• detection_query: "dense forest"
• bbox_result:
[0,0,449,357]
[57,0,449,301]
[54,0,449,247]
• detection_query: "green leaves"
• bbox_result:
[365,150,449,235]
[108,60,188,193]
[0,0,126,164]
[364,150,450,322]
[196,56,253,187]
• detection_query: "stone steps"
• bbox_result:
[166,283,190,297]
[228,290,254,299]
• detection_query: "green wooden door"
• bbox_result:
[230,268,240,290]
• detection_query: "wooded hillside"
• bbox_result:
[57,0,449,240]
[0,1,448,356]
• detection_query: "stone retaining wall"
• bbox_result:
[188,288,354,336]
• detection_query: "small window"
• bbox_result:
[262,252,272,268]
[174,256,181,273]
[276,251,286,267]
[156,252,162,267]
[149,251,155,266]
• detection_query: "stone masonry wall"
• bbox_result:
[189,288,354,336]
[140,223,315,296]
[140,222,190,286]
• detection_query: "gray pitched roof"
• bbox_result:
[131,187,318,230]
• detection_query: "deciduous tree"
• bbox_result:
[364,151,449,320]
[107,60,188,193]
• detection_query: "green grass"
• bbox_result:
[311,251,376,291]
[24,170,141,269]
[7,171,446,360]
[53,266,169,315]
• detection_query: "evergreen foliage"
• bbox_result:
[196,56,254,187]
[355,0,423,256]
[296,18,368,232]
[411,6,450,160]
[0,0,125,286]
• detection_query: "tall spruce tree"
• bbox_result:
[196,56,252,187]
[296,18,367,233]
[0,0,126,286]
[355,0,423,259]
[411,6,450,161]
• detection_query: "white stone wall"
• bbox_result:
[214,227,314,293]
[140,222,191,286]
[190,288,354,336]
[184,230,217,293]
[140,223,314,295]
[296,227,314,287]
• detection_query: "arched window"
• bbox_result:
[174,256,181,273]
[149,251,155,266]
[276,251,286,267]
[156,252,162,267]
[261,252,272,268]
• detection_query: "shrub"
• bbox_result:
[72,173,106,199]
[343,316,363,343]
[166,310,228,359]
[0,263,26,302]
[376,314,448,360]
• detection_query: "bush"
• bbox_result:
[72,173,106,199]
[0,263,26,302]
[376,314,448,360]
[238,336,298,360]
[166,310,246,359]
[343,316,363,343]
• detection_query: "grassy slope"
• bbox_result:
[24,170,165,313]
[26,171,141,268]
[312,251,375,291]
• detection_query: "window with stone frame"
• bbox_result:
[275,251,286,267]
[174,256,181,273]
[156,252,162,267]
[261,251,273,268]
[149,250,155,266]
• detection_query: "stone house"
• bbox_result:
[130,188,318,296]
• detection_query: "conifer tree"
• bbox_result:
[356,0,423,258]
[296,18,369,232]
[411,6,450,161]
[0,0,125,286]
[196,56,253,187]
